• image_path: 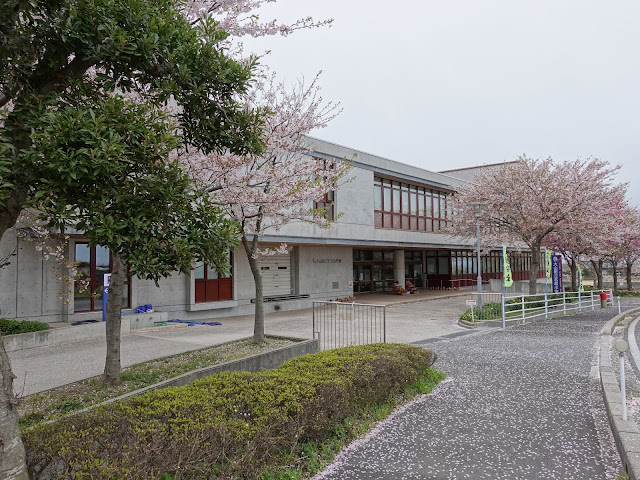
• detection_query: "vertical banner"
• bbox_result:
[545,249,552,283]
[551,255,563,293]
[502,246,513,287]
[578,264,584,292]
[102,273,111,322]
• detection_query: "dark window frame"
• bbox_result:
[73,242,131,313]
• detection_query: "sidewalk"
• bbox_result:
[316,309,623,479]
[10,296,470,396]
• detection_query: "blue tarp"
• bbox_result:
[168,319,222,327]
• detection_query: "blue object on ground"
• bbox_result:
[168,319,222,327]
[135,304,153,314]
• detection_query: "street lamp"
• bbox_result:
[473,203,485,305]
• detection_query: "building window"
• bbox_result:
[74,243,130,312]
[374,177,450,231]
[194,252,233,302]
[315,158,336,221]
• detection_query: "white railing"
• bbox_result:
[465,289,615,325]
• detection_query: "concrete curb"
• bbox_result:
[602,308,640,335]
[3,311,168,352]
[599,309,640,480]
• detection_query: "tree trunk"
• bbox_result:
[0,189,28,246]
[103,252,126,384]
[626,256,633,291]
[242,233,265,343]
[612,259,619,293]
[570,257,577,292]
[529,243,541,295]
[0,339,28,480]
[591,259,604,290]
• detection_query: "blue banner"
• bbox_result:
[551,255,563,293]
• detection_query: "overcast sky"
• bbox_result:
[242,0,640,204]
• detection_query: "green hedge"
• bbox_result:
[0,318,49,335]
[24,343,437,480]
[615,290,640,297]
[459,293,586,321]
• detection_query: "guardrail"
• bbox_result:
[312,301,385,350]
[465,289,615,325]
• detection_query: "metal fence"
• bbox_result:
[464,289,615,325]
[312,301,386,350]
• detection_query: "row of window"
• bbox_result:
[373,177,451,232]
[73,244,233,312]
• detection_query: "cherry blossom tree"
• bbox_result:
[609,206,640,291]
[545,196,628,290]
[187,72,351,342]
[447,156,625,295]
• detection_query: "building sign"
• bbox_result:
[312,258,343,264]
[551,255,563,293]
[348,281,353,291]
[466,299,477,306]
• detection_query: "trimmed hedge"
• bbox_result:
[24,343,437,480]
[615,290,640,297]
[0,318,49,335]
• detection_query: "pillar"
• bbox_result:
[393,250,405,287]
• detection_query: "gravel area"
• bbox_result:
[316,311,623,480]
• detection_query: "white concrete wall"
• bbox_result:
[297,245,352,299]
[0,229,66,322]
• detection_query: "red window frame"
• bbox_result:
[194,253,233,303]
[374,177,450,231]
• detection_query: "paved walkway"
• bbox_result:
[316,309,623,480]
[10,296,469,395]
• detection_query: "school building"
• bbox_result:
[0,137,542,324]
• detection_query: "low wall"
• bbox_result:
[598,309,640,480]
[3,311,167,353]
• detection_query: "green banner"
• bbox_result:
[578,263,584,292]
[503,246,513,287]
[545,249,552,283]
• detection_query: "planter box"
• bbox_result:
[3,311,168,353]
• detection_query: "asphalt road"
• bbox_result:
[315,311,623,480]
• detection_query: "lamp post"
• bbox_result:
[473,203,484,306]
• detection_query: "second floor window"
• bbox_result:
[315,158,336,221]
[373,177,450,231]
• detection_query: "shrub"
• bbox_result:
[615,290,640,297]
[0,318,49,335]
[460,302,502,321]
[24,344,437,480]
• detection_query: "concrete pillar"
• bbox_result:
[394,250,405,287]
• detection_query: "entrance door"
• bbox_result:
[357,265,372,292]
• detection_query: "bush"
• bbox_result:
[0,318,49,335]
[615,290,640,297]
[24,344,437,480]
[460,302,502,321]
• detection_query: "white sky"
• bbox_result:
[242,0,640,204]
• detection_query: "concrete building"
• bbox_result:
[0,137,541,324]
